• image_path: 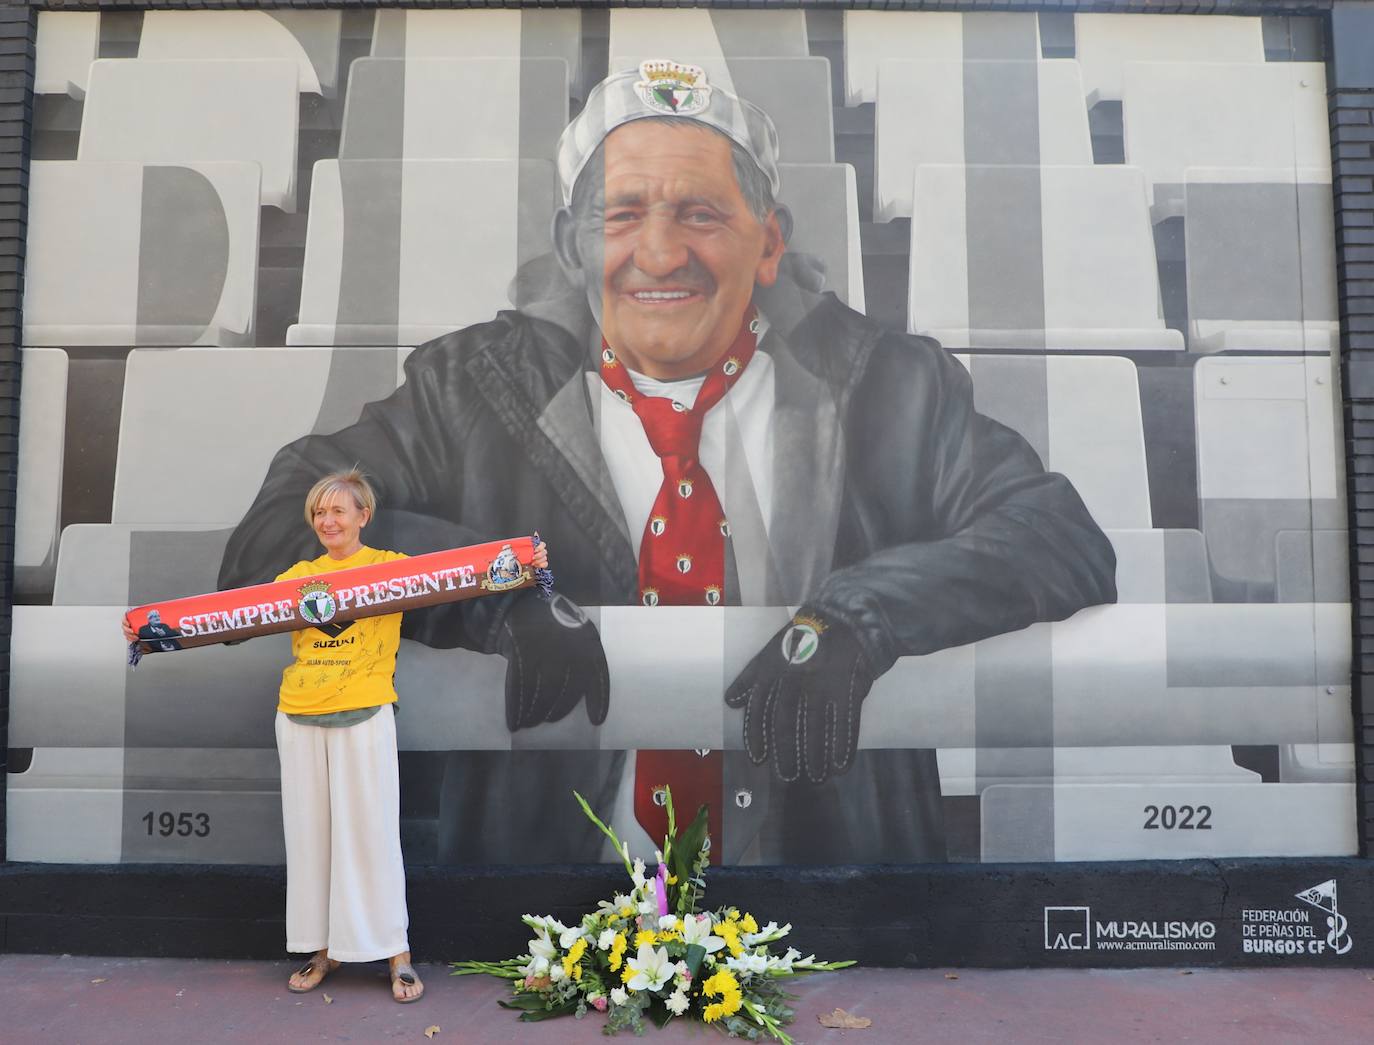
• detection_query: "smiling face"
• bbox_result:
[562,120,784,380]
[311,488,370,560]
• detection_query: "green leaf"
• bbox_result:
[684,943,706,978]
[669,803,710,911]
[497,994,551,1011]
[646,996,674,1029]
[516,1004,577,1022]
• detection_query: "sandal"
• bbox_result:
[287,953,338,994]
[390,962,425,1004]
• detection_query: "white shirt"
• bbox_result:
[586,350,776,560]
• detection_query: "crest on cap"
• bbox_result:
[635,60,711,117]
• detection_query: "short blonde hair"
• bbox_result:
[304,469,377,527]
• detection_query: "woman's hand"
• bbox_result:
[532,541,549,570]
[121,615,138,644]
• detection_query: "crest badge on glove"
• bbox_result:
[780,614,827,665]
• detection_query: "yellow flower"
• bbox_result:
[667,873,678,884]
[703,967,741,999]
[620,964,637,985]
[561,936,588,980]
[703,1002,725,1023]
[740,913,758,935]
[634,929,658,950]
[620,906,635,918]
[608,932,627,971]
[716,921,744,958]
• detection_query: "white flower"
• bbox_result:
[680,913,726,953]
[549,964,566,983]
[520,954,549,978]
[665,989,690,1016]
[558,924,586,949]
[625,944,676,992]
[657,914,680,933]
[597,929,618,951]
[597,892,635,915]
[767,946,802,973]
[726,951,770,976]
[742,920,789,947]
[631,858,648,889]
[526,927,556,966]
[610,987,628,1007]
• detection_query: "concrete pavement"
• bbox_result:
[2,955,1373,1043]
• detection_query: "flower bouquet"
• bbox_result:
[451,790,853,1042]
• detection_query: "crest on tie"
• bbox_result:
[678,478,693,498]
[649,516,667,537]
[676,554,693,574]
[641,587,660,607]
[704,585,722,606]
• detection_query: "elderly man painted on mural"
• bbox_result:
[221,62,1117,864]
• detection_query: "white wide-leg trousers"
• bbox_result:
[275,706,410,962]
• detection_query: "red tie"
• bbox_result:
[601,316,759,863]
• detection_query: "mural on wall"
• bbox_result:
[8,8,1354,867]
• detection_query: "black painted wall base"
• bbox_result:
[2,859,1369,968]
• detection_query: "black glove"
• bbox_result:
[497,591,610,731]
[725,610,874,784]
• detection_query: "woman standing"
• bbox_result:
[124,469,548,1003]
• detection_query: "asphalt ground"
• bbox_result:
[2,955,1373,1044]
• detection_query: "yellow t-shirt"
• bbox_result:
[275,546,407,716]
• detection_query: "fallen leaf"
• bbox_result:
[818,1008,871,1029]
[424,1027,441,1039]
[1179,970,1193,976]
[944,973,959,980]
[322,993,333,1004]
[175,989,185,997]
[90,978,106,984]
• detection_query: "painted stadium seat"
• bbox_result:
[112,347,412,525]
[1121,61,1329,218]
[287,159,556,347]
[910,164,1184,352]
[949,352,1211,603]
[35,11,99,98]
[874,58,1092,222]
[607,56,834,164]
[138,10,342,97]
[842,11,965,107]
[371,9,583,98]
[23,161,261,347]
[340,58,568,162]
[1074,12,1264,106]
[1184,168,1338,354]
[608,9,807,75]
[1195,355,1344,600]
[79,59,300,211]
[952,354,1151,530]
[14,349,67,599]
[778,163,865,312]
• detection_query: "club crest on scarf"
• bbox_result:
[297,580,338,626]
[599,314,760,609]
[482,544,529,592]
